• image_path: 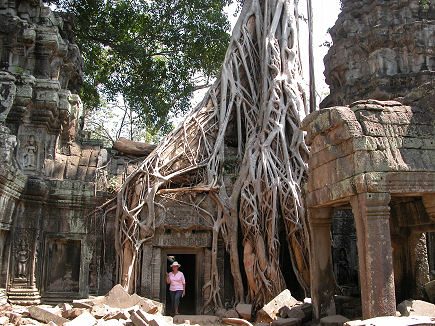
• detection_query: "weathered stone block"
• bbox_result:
[328,124,354,146]
[29,306,69,325]
[65,155,80,179]
[403,137,423,149]
[236,303,252,320]
[257,290,298,322]
[397,299,435,317]
[360,121,386,137]
[79,149,91,166]
[352,136,378,151]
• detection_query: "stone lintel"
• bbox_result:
[306,172,435,208]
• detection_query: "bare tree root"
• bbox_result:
[104,0,310,312]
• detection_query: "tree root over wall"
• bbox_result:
[104,0,311,313]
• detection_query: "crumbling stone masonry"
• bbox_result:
[302,100,435,320]
[303,0,434,321]
[321,0,434,108]
[0,1,224,310]
[0,0,111,304]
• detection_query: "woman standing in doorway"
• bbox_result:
[166,261,185,315]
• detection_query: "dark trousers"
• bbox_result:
[170,290,183,310]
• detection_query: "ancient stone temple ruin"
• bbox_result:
[0,0,434,324]
[302,0,435,320]
[0,0,233,312]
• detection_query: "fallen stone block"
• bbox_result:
[257,290,299,322]
[64,311,97,326]
[28,306,69,326]
[130,310,148,326]
[131,293,159,314]
[91,304,112,319]
[424,280,435,303]
[6,312,21,324]
[71,299,93,309]
[136,309,170,326]
[95,285,131,309]
[61,303,73,312]
[397,299,435,317]
[62,307,85,319]
[320,315,350,326]
[298,303,312,321]
[286,307,305,320]
[103,310,129,320]
[271,317,301,326]
[236,303,252,320]
[95,284,161,314]
[278,306,291,318]
[344,316,435,326]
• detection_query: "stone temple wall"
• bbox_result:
[321,0,434,108]
[0,0,144,304]
[321,0,435,305]
[0,0,218,308]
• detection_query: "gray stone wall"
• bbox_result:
[322,0,434,108]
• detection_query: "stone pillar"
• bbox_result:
[140,245,153,298]
[309,207,336,320]
[409,232,430,299]
[351,193,396,318]
[151,247,161,301]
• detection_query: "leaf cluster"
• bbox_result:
[50,0,235,135]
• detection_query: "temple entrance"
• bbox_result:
[163,252,197,315]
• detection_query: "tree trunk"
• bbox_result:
[106,0,310,310]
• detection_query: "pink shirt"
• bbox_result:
[168,271,185,291]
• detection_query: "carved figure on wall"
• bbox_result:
[16,239,29,279]
[23,135,38,169]
[336,248,351,285]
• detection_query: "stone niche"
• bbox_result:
[44,238,81,293]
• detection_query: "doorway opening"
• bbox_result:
[165,253,196,315]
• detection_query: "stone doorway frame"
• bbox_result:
[160,247,203,315]
[41,233,89,303]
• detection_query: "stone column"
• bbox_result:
[409,232,430,299]
[309,207,336,320]
[351,192,396,318]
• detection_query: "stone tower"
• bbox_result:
[321,0,434,108]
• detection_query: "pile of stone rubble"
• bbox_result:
[0,287,434,326]
[0,285,168,326]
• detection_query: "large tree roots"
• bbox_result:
[107,0,310,313]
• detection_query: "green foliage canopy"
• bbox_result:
[52,0,235,136]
